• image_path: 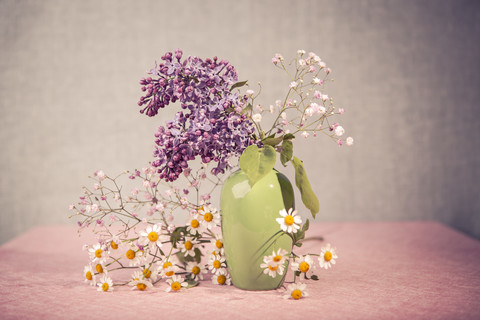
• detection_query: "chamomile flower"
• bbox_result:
[186,261,207,280]
[125,245,145,267]
[198,205,221,230]
[318,243,338,269]
[276,208,302,234]
[166,275,188,293]
[158,256,179,278]
[181,236,198,257]
[94,262,106,275]
[211,233,224,255]
[212,268,231,286]
[186,214,203,235]
[139,223,164,249]
[290,255,315,278]
[283,282,308,300]
[208,252,226,275]
[260,248,288,278]
[128,271,153,291]
[83,265,96,286]
[97,275,114,292]
[141,265,158,282]
[88,242,109,264]
[108,236,121,251]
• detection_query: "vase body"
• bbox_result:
[220,169,294,290]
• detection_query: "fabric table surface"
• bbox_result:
[0,221,479,319]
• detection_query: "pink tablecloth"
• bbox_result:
[0,222,479,319]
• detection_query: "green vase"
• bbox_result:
[220,169,294,290]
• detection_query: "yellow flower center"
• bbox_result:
[204,212,213,222]
[184,241,193,250]
[137,283,147,291]
[110,241,118,250]
[268,265,278,271]
[165,270,175,277]
[273,255,282,262]
[198,206,204,212]
[213,260,221,269]
[85,271,93,280]
[163,262,173,269]
[143,269,151,278]
[95,249,103,258]
[192,266,200,275]
[102,283,109,291]
[284,215,294,226]
[324,251,332,262]
[217,275,226,285]
[216,240,223,249]
[299,262,310,273]
[291,289,302,300]
[148,231,159,242]
[96,264,103,274]
[126,249,136,260]
[190,219,199,228]
[171,282,181,291]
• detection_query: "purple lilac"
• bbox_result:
[138,50,255,182]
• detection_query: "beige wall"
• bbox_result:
[1,0,479,244]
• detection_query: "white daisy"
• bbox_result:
[166,275,188,293]
[108,236,120,251]
[276,208,302,234]
[211,233,225,255]
[124,245,146,267]
[97,275,114,292]
[291,255,315,278]
[186,214,204,235]
[158,256,179,278]
[212,268,231,286]
[88,242,109,264]
[181,236,198,257]
[260,248,288,278]
[283,282,308,300]
[207,252,226,275]
[141,265,158,282]
[128,271,153,291]
[186,261,208,280]
[198,205,221,230]
[318,243,338,269]
[94,262,106,275]
[139,224,164,249]
[83,265,96,286]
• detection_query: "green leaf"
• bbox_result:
[262,134,284,147]
[239,145,276,186]
[311,275,319,281]
[241,103,253,115]
[280,140,293,166]
[230,80,248,91]
[283,133,295,140]
[291,157,320,218]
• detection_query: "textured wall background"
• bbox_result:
[1,0,479,244]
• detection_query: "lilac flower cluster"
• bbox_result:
[138,50,255,182]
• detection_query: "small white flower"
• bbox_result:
[95,170,106,181]
[335,126,345,137]
[260,248,288,278]
[198,205,221,230]
[186,261,208,280]
[158,256,180,278]
[281,112,287,120]
[321,94,329,102]
[83,265,96,286]
[297,49,306,56]
[88,243,109,264]
[128,271,153,291]
[312,77,321,84]
[208,252,227,275]
[212,268,231,285]
[291,255,315,278]
[319,243,338,269]
[283,282,308,300]
[301,131,309,139]
[181,236,198,257]
[252,113,262,123]
[140,223,164,249]
[289,81,298,89]
[166,275,188,292]
[211,233,225,255]
[317,106,326,115]
[276,208,302,234]
[269,105,275,114]
[298,59,306,66]
[346,137,354,146]
[97,275,114,292]
[186,214,204,235]
[141,266,158,282]
[245,89,255,97]
[124,245,145,267]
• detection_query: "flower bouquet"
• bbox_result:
[70,49,351,299]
